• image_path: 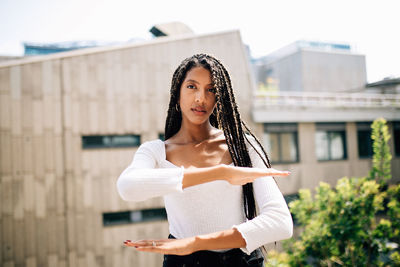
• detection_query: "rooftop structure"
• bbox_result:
[251,40,366,93]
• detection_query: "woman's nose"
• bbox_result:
[195,91,205,103]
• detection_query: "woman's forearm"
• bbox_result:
[193,228,246,251]
[124,227,247,255]
[118,164,289,202]
[182,164,290,189]
[182,165,227,189]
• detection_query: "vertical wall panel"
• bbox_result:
[13,219,25,266]
[0,93,11,131]
[0,132,12,174]
[24,212,36,258]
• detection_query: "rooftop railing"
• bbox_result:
[254,91,400,108]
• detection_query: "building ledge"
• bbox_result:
[252,91,400,122]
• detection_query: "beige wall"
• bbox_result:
[0,30,255,267]
[273,121,400,195]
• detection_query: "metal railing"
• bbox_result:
[253,91,400,108]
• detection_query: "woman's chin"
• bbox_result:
[186,117,210,125]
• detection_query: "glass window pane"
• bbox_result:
[394,122,400,157]
[395,129,400,157]
[316,131,329,160]
[330,132,345,160]
[357,130,372,158]
[280,133,297,162]
[263,133,280,162]
[82,134,140,149]
[112,135,140,147]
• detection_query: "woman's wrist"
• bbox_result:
[191,228,246,252]
[193,235,205,252]
[182,164,230,189]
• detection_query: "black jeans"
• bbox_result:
[162,234,264,267]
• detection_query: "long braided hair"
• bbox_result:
[165,53,273,219]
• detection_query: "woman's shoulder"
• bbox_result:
[243,133,268,163]
[136,139,165,155]
[140,138,164,146]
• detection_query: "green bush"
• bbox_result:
[267,118,400,267]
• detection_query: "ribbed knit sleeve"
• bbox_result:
[116,140,184,202]
[233,136,293,255]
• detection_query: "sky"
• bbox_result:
[0,0,399,83]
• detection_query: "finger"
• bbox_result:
[135,246,166,254]
[270,171,291,176]
[124,241,138,247]
[125,239,171,248]
[264,169,291,176]
[124,240,153,247]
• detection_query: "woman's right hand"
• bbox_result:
[182,164,291,189]
[220,165,291,186]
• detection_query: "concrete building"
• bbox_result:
[23,41,123,56]
[252,40,367,93]
[252,91,400,195]
[250,41,400,194]
[0,30,255,267]
[365,77,400,94]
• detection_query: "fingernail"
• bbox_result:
[126,240,131,242]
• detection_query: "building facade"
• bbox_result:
[250,40,400,194]
[0,30,254,267]
[251,40,367,93]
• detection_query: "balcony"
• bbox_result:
[252,91,400,123]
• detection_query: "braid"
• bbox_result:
[165,54,275,256]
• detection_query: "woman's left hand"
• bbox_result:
[124,237,197,255]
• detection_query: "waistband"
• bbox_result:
[164,234,264,267]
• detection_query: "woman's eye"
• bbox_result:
[208,88,216,93]
[187,84,196,89]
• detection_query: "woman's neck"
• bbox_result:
[174,121,221,144]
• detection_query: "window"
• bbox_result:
[394,122,400,157]
[284,193,299,226]
[263,123,299,163]
[82,134,140,149]
[103,208,167,226]
[284,193,299,205]
[357,122,373,158]
[315,123,347,161]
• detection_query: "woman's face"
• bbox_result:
[179,66,216,126]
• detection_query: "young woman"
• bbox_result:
[117,54,293,267]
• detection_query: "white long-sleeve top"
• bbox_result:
[116,136,293,254]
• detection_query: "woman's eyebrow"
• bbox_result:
[185,79,213,86]
[185,79,199,84]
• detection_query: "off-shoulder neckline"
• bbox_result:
[157,139,234,167]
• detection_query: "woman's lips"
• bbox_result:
[191,108,206,115]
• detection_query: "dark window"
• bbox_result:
[357,122,373,158]
[284,193,299,226]
[394,122,400,157]
[82,135,140,149]
[103,208,167,226]
[284,193,299,205]
[315,123,347,161]
[263,123,299,164]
